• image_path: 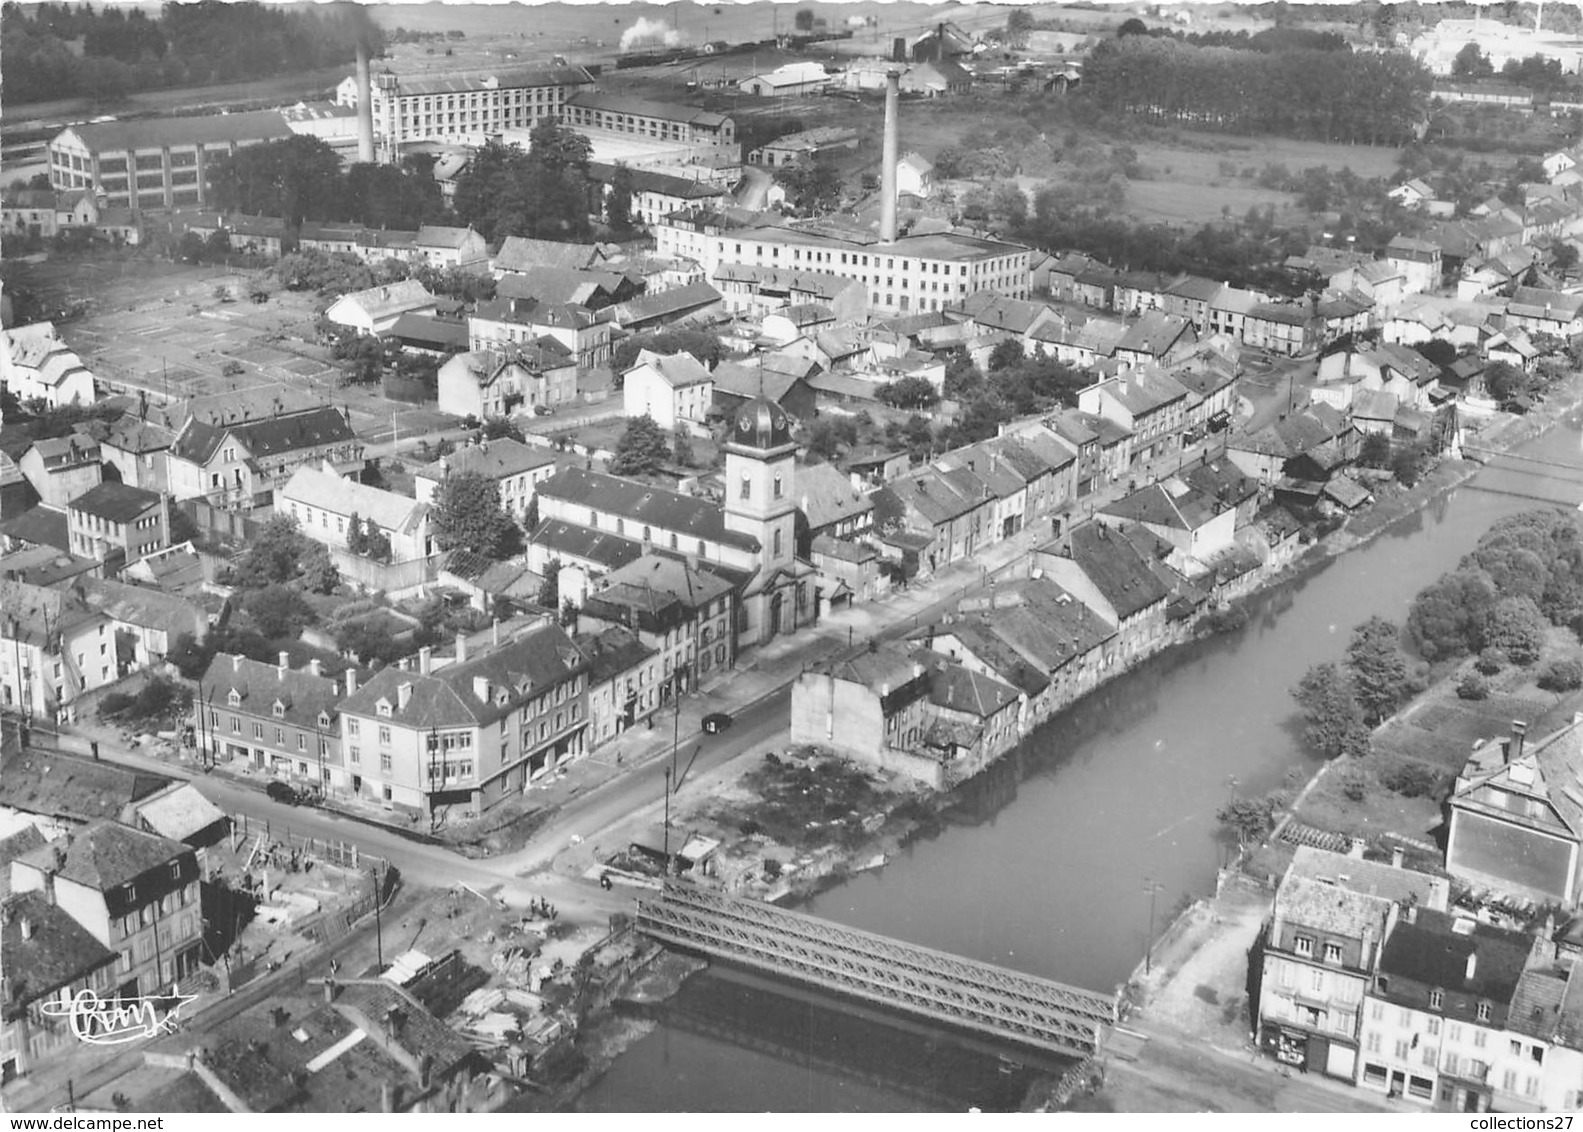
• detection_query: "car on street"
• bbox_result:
[266,780,304,805]
[702,712,733,735]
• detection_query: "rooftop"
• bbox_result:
[536,466,759,552]
[15,820,190,893]
[1,890,118,1012]
[68,481,162,524]
[59,110,293,154]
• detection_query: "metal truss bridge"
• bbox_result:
[635,882,1118,1059]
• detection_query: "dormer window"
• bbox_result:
[272,701,285,718]
[318,712,331,729]
[376,699,392,718]
[1429,988,1443,1009]
[1477,1002,1492,1023]
[227,689,241,707]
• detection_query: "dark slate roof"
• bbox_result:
[0,747,172,823]
[1378,908,1531,1022]
[566,90,728,128]
[613,281,722,326]
[199,653,343,730]
[69,481,161,523]
[334,980,477,1075]
[1062,522,1172,620]
[339,621,586,729]
[2,890,118,1013]
[385,312,470,350]
[537,466,759,551]
[0,505,70,552]
[15,820,189,893]
[62,110,292,154]
[530,519,645,570]
[172,405,354,466]
[926,658,1021,718]
[587,162,727,200]
[576,625,657,684]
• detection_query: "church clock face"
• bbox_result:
[738,418,752,433]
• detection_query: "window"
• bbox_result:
[1394,1039,1411,1060]
[772,529,782,557]
[1427,1017,1440,1036]
[253,722,264,739]
[380,752,392,771]
[1474,1029,1487,1049]
[350,746,360,764]
[1294,935,1314,958]
[1310,968,1323,992]
[773,471,783,499]
[739,474,751,501]
[1429,988,1443,1010]
[1323,941,1343,964]
[378,725,392,745]
[348,719,359,737]
[1477,1002,1491,1023]
[1370,1001,1385,1022]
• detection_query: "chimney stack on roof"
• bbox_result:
[233,654,242,672]
[278,651,290,679]
[456,630,467,664]
[397,681,412,711]
[309,657,322,677]
[419,646,432,676]
[1465,949,1478,984]
[345,668,358,697]
[1509,720,1528,763]
[356,42,376,163]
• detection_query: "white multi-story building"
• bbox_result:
[662,218,1032,317]
[336,65,596,160]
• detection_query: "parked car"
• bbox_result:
[702,712,733,735]
[534,404,555,416]
[266,780,303,805]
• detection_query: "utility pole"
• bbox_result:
[372,865,385,968]
[662,765,673,875]
[1143,877,1165,975]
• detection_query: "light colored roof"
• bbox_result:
[1275,874,1390,940]
[628,349,712,389]
[416,437,556,483]
[330,279,437,322]
[1286,845,1449,910]
[281,467,428,534]
[134,784,227,842]
[58,111,292,154]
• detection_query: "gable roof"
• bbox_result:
[170,405,355,467]
[281,467,427,534]
[628,349,712,389]
[416,437,557,484]
[1061,522,1172,620]
[492,236,602,274]
[2,890,118,1011]
[199,652,345,731]
[536,466,759,551]
[331,280,437,323]
[795,461,874,531]
[15,821,189,892]
[0,746,171,824]
[1378,908,1530,1012]
[575,625,657,685]
[339,621,585,729]
[530,518,645,570]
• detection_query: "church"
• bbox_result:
[531,396,818,650]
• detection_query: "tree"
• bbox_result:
[877,376,939,410]
[988,338,1025,373]
[1391,441,1430,486]
[779,154,843,216]
[560,597,580,631]
[1116,17,1151,37]
[606,165,634,233]
[300,541,340,594]
[1452,41,1494,78]
[360,520,393,564]
[989,181,1028,230]
[1345,616,1411,725]
[346,512,366,555]
[524,493,540,533]
[245,583,315,639]
[807,416,858,462]
[672,427,695,468]
[1407,567,1498,660]
[431,471,517,559]
[608,414,671,476]
[1483,595,1546,665]
[1291,662,1371,759]
[794,8,815,32]
[1359,432,1392,469]
[539,558,561,611]
[1216,794,1276,846]
[238,515,308,587]
[1006,8,1034,41]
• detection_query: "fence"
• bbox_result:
[227,810,391,878]
[183,497,261,544]
[329,547,437,595]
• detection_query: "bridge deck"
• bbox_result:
[636,882,1117,1059]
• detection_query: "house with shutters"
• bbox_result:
[622,349,714,431]
[334,622,589,815]
[9,822,204,1002]
[166,404,363,511]
[1257,845,1449,1084]
[194,652,347,792]
[415,437,559,527]
[1032,521,1172,662]
[575,625,661,750]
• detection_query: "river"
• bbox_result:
[578,414,1583,1112]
